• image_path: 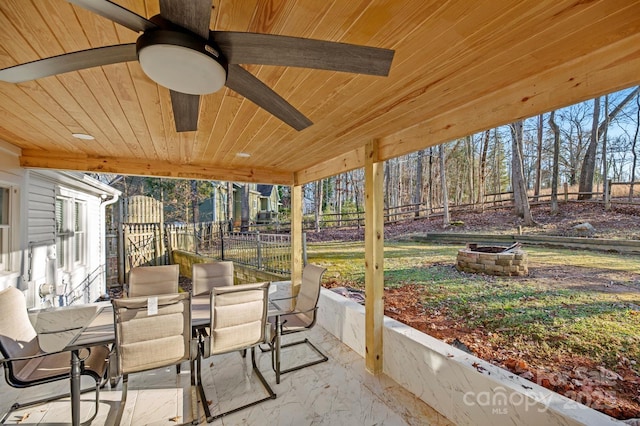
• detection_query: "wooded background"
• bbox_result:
[95,86,640,229]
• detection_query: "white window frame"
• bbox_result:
[73,200,86,266]
[56,197,87,270]
[0,186,11,272]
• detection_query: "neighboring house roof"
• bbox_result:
[256,184,274,197]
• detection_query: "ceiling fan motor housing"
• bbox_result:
[136,29,228,95]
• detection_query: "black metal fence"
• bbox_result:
[165,222,295,274]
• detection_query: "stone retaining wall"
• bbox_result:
[456,248,528,276]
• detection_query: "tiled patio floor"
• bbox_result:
[1,325,453,425]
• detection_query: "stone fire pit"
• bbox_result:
[456,243,528,276]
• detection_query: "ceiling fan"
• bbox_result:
[0,0,394,132]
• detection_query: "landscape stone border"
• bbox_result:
[456,247,528,276]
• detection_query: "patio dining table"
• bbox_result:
[27,281,291,426]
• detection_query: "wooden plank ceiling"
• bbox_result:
[1,0,639,185]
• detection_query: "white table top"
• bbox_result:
[27,281,293,353]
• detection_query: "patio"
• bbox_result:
[0,322,451,425]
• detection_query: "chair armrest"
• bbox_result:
[0,350,66,364]
[269,295,297,303]
[0,347,97,365]
[275,306,317,318]
[269,295,297,311]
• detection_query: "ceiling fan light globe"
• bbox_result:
[137,30,227,95]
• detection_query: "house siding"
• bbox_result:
[27,176,56,244]
[0,141,24,292]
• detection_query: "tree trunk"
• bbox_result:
[190,180,199,224]
[314,180,323,232]
[631,91,640,200]
[465,135,475,206]
[240,184,250,232]
[413,149,424,217]
[226,182,234,230]
[549,111,561,214]
[427,147,433,217]
[601,95,609,208]
[478,129,490,211]
[578,97,601,200]
[439,144,450,226]
[579,87,639,200]
[384,160,391,209]
[534,114,544,201]
[493,128,501,195]
[336,174,343,226]
[510,120,535,226]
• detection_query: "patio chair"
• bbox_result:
[111,292,196,426]
[191,261,234,296]
[126,263,182,375]
[269,264,328,384]
[196,282,275,422]
[0,287,109,425]
[128,264,179,297]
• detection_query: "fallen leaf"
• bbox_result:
[169,416,180,422]
[519,371,534,380]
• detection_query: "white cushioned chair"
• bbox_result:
[126,263,182,376]
[0,287,109,425]
[191,261,234,296]
[128,264,179,297]
[111,292,196,425]
[196,281,275,422]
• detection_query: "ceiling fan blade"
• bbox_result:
[68,0,157,33]
[159,0,210,132]
[0,44,137,83]
[159,0,211,39]
[212,32,395,77]
[225,64,312,131]
[170,91,200,132]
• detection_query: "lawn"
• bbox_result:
[307,241,640,418]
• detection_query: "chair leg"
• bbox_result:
[113,374,129,426]
[0,380,102,426]
[202,346,276,423]
[272,337,329,384]
[195,348,212,421]
[250,347,276,402]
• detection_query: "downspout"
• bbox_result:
[100,192,120,298]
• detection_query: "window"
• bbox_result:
[74,201,86,264]
[56,198,87,269]
[0,187,9,271]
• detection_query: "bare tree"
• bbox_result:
[578,97,601,200]
[534,114,544,201]
[579,87,639,199]
[602,95,610,208]
[549,110,561,214]
[190,180,199,224]
[465,135,475,205]
[631,91,640,200]
[510,120,535,226]
[439,144,450,226]
[413,149,424,217]
[477,130,490,211]
[314,179,323,232]
[240,184,250,232]
[226,182,234,229]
